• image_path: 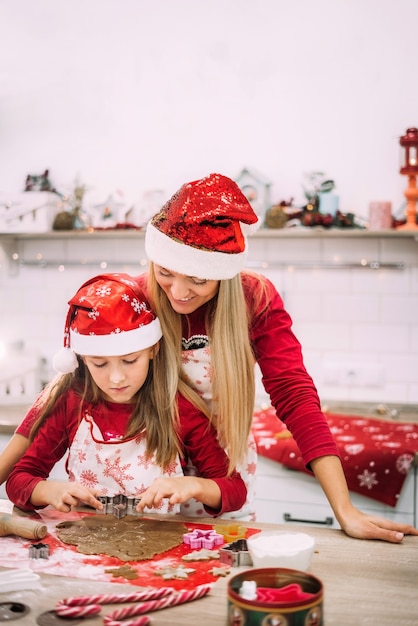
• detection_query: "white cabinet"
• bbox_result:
[254,455,417,528]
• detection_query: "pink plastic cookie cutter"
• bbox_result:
[183,529,224,549]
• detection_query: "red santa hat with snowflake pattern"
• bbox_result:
[52,273,162,374]
[145,172,260,280]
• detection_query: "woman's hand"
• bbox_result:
[338,505,418,543]
[311,456,418,543]
[137,476,221,512]
[31,480,104,513]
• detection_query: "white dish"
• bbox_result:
[247,530,315,571]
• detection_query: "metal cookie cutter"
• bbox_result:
[29,543,50,559]
[96,494,141,518]
[219,538,253,567]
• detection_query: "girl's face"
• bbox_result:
[153,265,219,314]
[82,348,156,403]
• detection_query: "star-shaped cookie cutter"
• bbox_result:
[183,528,224,549]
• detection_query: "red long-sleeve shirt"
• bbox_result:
[8,390,246,514]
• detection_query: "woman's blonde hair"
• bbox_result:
[147,263,258,472]
[29,342,207,469]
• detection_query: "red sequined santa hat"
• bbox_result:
[52,273,162,374]
[145,173,259,280]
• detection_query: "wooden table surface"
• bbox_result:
[0,515,417,626]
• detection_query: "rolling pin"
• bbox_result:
[0,513,48,540]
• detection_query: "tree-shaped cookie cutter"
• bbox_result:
[219,539,253,567]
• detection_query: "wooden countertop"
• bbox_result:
[0,508,417,626]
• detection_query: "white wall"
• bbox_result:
[1,1,418,410]
[1,231,417,407]
[1,0,418,219]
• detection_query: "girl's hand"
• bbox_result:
[31,480,104,513]
[137,476,221,512]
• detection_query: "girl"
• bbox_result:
[139,171,418,542]
[5,272,246,516]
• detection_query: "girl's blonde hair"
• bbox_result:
[29,342,210,469]
[147,263,260,472]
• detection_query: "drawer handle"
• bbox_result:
[284,513,334,526]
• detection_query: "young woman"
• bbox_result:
[138,171,418,543]
[5,272,246,516]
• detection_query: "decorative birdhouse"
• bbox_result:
[235,168,271,225]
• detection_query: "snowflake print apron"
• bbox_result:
[67,413,184,515]
[180,345,257,521]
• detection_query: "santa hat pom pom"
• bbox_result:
[52,347,78,374]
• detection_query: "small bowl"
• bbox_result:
[246,530,315,571]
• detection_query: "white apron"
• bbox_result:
[67,412,184,515]
[180,346,257,521]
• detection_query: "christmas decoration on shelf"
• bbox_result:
[264,199,293,228]
[52,176,92,231]
[0,169,63,233]
[396,126,418,231]
[264,171,364,230]
[302,170,339,215]
[24,169,60,194]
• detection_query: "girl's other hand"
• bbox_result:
[137,476,221,511]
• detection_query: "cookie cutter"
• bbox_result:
[96,494,142,518]
[219,538,253,567]
[183,529,224,549]
[29,543,50,559]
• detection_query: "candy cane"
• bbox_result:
[105,617,151,626]
[56,587,173,608]
[103,584,212,624]
[55,603,102,618]
[55,587,173,618]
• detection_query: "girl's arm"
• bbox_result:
[6,397,74,510]
[0,433,30,485]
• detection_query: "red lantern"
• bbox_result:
[397,127,418,230]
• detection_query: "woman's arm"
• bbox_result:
[0,433,30,485]
[311,455,418,542]
[246,274,418,541]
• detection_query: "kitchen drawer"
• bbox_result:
[254,456,416,527]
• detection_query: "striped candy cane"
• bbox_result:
[105,617,151,626]
[103,584,212,624]
[55,587,173,618]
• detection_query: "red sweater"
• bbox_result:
[8,390,246,514]
[136,271,339,467]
